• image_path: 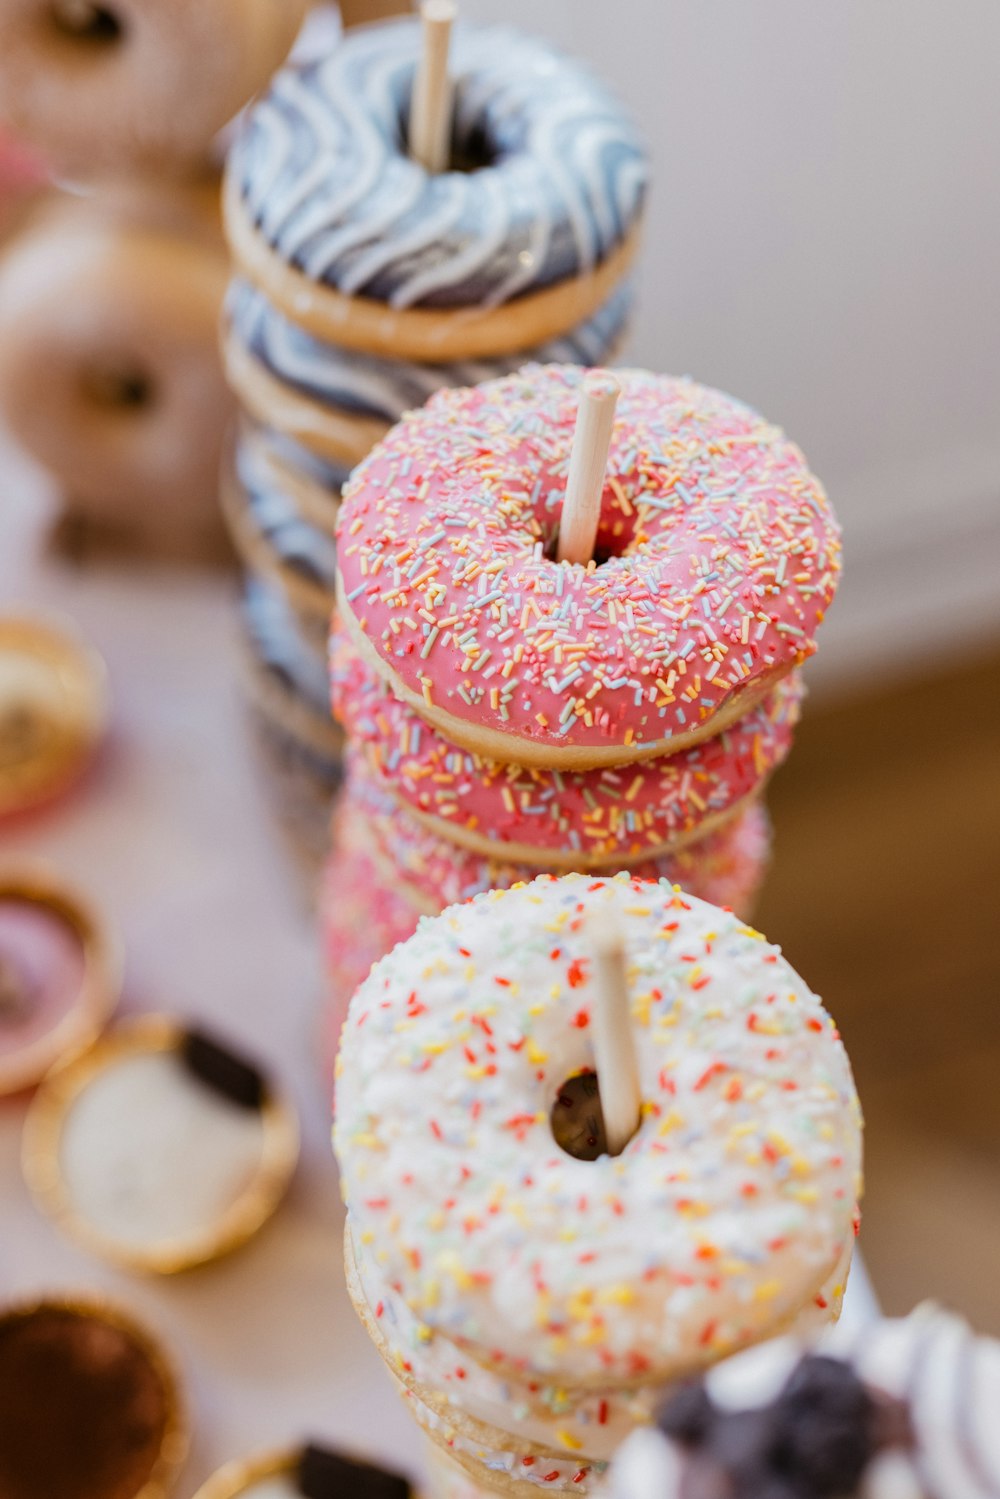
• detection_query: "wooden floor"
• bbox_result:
[756,649,1000,1332]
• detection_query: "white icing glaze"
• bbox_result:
[610,1428,683,1499]
[351,1227,851,1469]
[60,1050,266,1250]
[229,21,647,310]
[334,873,861,1386]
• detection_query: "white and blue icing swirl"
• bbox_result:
[236,435,338,595]
[242,574,332,718]
[225,277,633,420]
[246,421,353,496]
[228,19,648,310]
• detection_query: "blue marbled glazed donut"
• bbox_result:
[234,434,338,596]
[228,19,647,312]
[225,277,633,421]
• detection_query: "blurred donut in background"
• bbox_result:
[0,185,234,562]
[0,0,310,178]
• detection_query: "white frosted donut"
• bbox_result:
[346,1225,852,1482]
[0,0,308,176]
[0,196,232,558]
[336,365,841,770]
[334,872,862,1387]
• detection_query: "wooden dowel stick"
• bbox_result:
[590,909,642,1156]
[409,0,456,174]
[557,371,620,566]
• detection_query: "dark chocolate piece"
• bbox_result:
[654,1352,880,1499]
[298,1443,411,1499]
[179,1028,267,1111]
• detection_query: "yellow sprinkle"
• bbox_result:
[596,1284,635,1306]
[753,1280,783,1302]
[659,1109,686,1136]
[557,1431,584,1452]
[527,1040,548,1065]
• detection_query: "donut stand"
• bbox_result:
[10,4,971,1497]
[0,0,310,562]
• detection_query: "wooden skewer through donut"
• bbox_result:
[409,0,456,174]
[590,907,642,1156]
[557,371,621,566]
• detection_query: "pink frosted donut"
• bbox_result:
[331,620,800,867]
[336,364,840,771]
[349,753,772,916]
[320,759,773,1049]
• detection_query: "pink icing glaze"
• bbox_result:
[320,763,772,1050]
[336,364,839,761]
[0,898,86,1060]
[331,619,801,865]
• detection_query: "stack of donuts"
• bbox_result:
[0,0,308,560]
[220,8,647,875]
[334,873,863,1499]
[322,361,842,1020]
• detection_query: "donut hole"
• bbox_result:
[550,1070,610,1161]
[545,500,641,567]
[79,364,155,414]
[49,0,124,44]
[398,98,499,175]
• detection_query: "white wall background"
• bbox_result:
[463,0,1000,694]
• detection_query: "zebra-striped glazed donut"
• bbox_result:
[224,20,647,361]
[224,277,632,427]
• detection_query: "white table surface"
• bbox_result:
[0,450,877,1495]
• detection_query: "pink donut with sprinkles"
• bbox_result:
[321,760,773,1045]
[331,620,801,867]
[336,364,840,770]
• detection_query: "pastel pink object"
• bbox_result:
[331,620,801,865]
[336,364,839,764]
[320,762,772,1051]
[0,897,85,1061]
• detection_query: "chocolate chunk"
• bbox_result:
[657,1381,716,1446]
[179,1028,267,1111]
[771,1355,877,1495]
[298,1443,411,1499]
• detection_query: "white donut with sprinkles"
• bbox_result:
[334,872,862,1388]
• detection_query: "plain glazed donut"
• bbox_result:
[336,364,841,770]
[331,621,802,867]
[0,0,309,177]
[0,194,232,560]
[225,19,647,361]
[334,872,862,1386]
